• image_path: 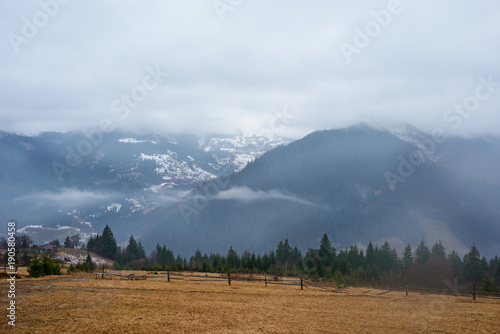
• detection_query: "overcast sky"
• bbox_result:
[1,0,499,139]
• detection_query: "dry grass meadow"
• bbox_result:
[1,268,499,333]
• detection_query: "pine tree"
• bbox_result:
[250,252,257,270]
[378,241,393,273]
[481,275,499,293]
[448,250,463,275]
[101,225,117,260]
[365,241,376,270]
[495,261,500,285]
[276,240,292,265]
[226,246,239,270]
[402,243,414,272]
[319,234,333,267]
[27,253,43,278]
[463,244,482,282]
[126,235,139,261]
[481,256,489,276]
[431,240,446,260]
[268,251,276,267]
[84,253,93,272]
[415,239,431,264]
[155,244,162,264]
[64,236,73,248]
[137,241,146,259]
[262,252,270,271]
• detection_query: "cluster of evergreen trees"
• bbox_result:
[27,253,61,278]
[83,225,500,291]
[86,225,118,259]
[67,254,94,274]
[148,235,499,292]
[86,225,147,270]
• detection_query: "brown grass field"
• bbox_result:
[1,268,499,333]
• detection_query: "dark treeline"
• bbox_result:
[172,236,500,292]
[81,226,500,292]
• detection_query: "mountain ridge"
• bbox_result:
[1,125,499,258]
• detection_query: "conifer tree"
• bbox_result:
[64,236,73,248]
[137,241,146,259]
[495,261,500,285]
[126,235,139,261]
[101,225,117,260]
[84,253,93,272]
[448,250,463,275]
[402,243,414,272]
[431,240,446,260]
[365,241,376,270]
[463,244,482,282]
[319,234,333,267]
[415,239,431,264]
[226,246,239,270]
[27,253,43,278]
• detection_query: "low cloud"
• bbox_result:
[16,188,114,207]
[214,186,316,206]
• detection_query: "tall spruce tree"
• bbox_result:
[463,244,482,282]
[101,225,117,260]
[431,240,446,260]
[495,260,500,285]
[64,236,73,248]
[415,239,431,264]
[126,235,139,261]
[448,250,463,275]
[137,241,146,259]
[402,243,414,272]
[365,241,376,270]
[319,234,333,267]
[226,246,239,270]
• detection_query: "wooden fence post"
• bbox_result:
[102,263,105,279]
[473,282,476,300]
[265,274,267,287]
[167,270,170,283]
[300,276,303,290]
[228,273,231,285]
[405,285,408,297]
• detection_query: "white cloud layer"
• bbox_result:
[16,188,113,207]
[1,1,499,138]
[215,186,316,206]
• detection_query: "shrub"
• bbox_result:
[481,275,500,293]
[42,254,61,275]
[28,253,61,277]
[66,255,94,274]
[27,253,43,278]
[67,264,77,274]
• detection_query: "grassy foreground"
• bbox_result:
[1,269,499,333]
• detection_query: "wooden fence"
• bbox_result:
[92,269,349,293]
[375,284,500,300]
[93,269,500,300]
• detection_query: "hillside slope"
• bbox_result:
[142,125,500,257]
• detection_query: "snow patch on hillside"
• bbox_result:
[107,203,122,212]
[119,138,158,144]
[140,151,215,184]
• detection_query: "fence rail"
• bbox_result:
[388,284,500,300]
[92,269,498,300]
[92,270,347,292]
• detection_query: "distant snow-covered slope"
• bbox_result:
[0,130,290,246]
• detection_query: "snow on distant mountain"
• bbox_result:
[199,135,289,172]
[119,138,158,144]
[0,130,290,246]
[386,125,443,163]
